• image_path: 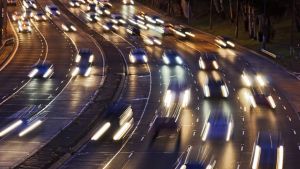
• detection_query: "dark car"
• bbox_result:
[203,75,229,98]
[28,63,54,79]
[129,48,148,63]
[199,54,219,70]
[72,48,94,77]
[162,49,183,65]
[126,25,140,36]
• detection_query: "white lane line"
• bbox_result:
[30,20,49,63]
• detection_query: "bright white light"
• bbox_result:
[180,165,187,169]
[71,25,77,31]
[212,60,219,69]
[112,25,119,30]
[206,164,213,169]
[153,39,162,45]
[252,145,261,169]
[226,121,233,141]
[119,108,133,126]
[175,56,183,64]
[84,67,92,77]
[0,120,23,137]
[256,75,265,87]
[267,95,276,109]
[129,54,136,63]
[181,89,190,108]
[215,39,227,47]
[249,94,257,108]
[19,120,43,137]
[28,68,38,78]
[277,145,284,169]
[204,85,210,97]
[89,55,94,63]
[163,56,170,64]
[43,68,53,78]
[91,122,111,141]
[75,55,81,63]
[226,41,235,47]
[164,90,173,108]
[199,59,205,69]
[72,67,79,77]
[202,122,210,141]
[143,55,148,63]
[186,32,195,37]
[113,122,132,141]
[242,74,252,87]
[221,85,229,98]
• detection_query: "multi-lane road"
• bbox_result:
[0,0,299,169]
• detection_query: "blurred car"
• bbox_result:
[69,0,81,7]
[72,48,94,77]
[17,19,32,33]
[122,0,134,5]
[199,54,219,70]
[241,67,266,87]
[85,3,99,12]
[45,4,61,16]
[172,25,195,38]
[22,0,37,10]
[247,87,276,109]
[28,63,54,78]
[91,103,134,141]
[163,79,190,109]
[215,36,235,48]
[251,132,284,169]
[12,11,23,21]
[85,12,100,22]
[161,23,174,35]
[129,48,148,63]
[201,112,233,141]
[99,2,112,8]
[111,13,126,25]
[97,7,111,16]
[145,15,164,25]
[62,22,77,32]
[128,16,148,30]
[33,11,47,21]
[102,21,119,31]
[7,0,17,6]
[203,75,229,98]
[143,36,162,45]
[180,163,213,169]
[126,25,140,36]
[162,49,183,65]
[22,9,34,19]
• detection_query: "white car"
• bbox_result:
[17,19,32,33]
[45,4,61,16]
[22,0,37,10]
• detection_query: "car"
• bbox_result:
[111,13,126,25]
[102,21,119,31]
[251,132,284,169]
[91,102,133,141]
[22,0,37,10]
[85,12,100,22]
[150,116,181,141]
[99,2,112,8]
[33,11,47,21]
[161,23,174,35]
[163,78,190,109]
[143,36,162,45]
[61,22,77,32]
[198,54,219,70]
[247,87,276,109]
[85,3,99,12]
[162,49,183,65]
[145,15,164,25]
[21,9,34,19]
[97,7,111,16]
[126,25,140,36]
[201,112,233,142]
[203,75,229,98]
[215,36,235,48]
[72,48,94,77]
[45,4,61,16]
[17,19,32,33]
[69,0,81,7]
[128,16,148,30]
[241,67,266,87]
[12,11,23,21]
[122,0,134,5]
[129,48,148,63]
[180,163,214,169]
[7,0,17,6]
[172,25,195,38]
[28,63,54,78]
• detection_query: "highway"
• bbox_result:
[0,0,299,169]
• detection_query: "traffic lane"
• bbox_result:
[0,8,46,104]
[0,75,103,168]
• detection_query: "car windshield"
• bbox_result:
[133,49,145,55]
[165,50,177,57]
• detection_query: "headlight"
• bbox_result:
[199,59,205,69]
[163,56,170,64]
[212,60,219,69]
[221,85,229,97]
[75,55,81,63]
[72,67,80,76]
[204,85,210,97]
[142,55,148,63]
[84,67,92,77]
[129,54,136,63]
[242,74,252,87]
[267,95,276,109]
[28,68,38,78]
[226,41,235,47]
[103,25,109,30]
[43,68,53,78]
[256,75,265,86]
[89,55,94,63]
[175,56,183,64]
